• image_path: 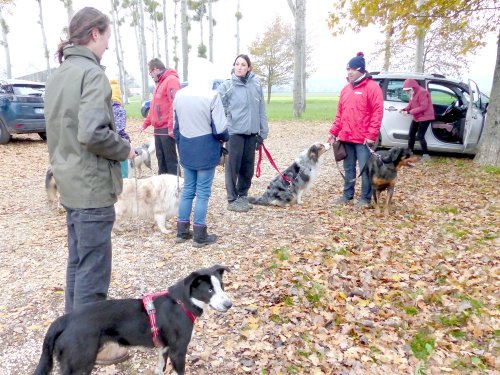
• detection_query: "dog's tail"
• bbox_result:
[148,137,155,154]
[45,166,58,204]
[34,316,67,375]
[248,195,271,206]
[143,150,152,169]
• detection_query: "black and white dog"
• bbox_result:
[130,140,155,178]
[34,265,231,375]
[249,142,330,206]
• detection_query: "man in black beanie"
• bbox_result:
[327,52,384,208]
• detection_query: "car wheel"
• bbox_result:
[38,132,47,141]
[141,107,150,118]
[0,119,11,144]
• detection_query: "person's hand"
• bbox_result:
[365,138,375,149]
[127,146,136,160]
[400,109,408,115]
[327,133,337,144]
[255,134,264,151]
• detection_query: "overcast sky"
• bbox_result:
[0,0,497,93]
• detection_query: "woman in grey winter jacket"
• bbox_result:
[217,54,269,212]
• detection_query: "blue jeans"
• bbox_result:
[178,167,216,225]
[64,205,115,314]
[342,142,372,202]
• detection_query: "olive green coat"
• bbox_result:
[45,45,131,209]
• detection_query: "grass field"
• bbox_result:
[125,94,339,122]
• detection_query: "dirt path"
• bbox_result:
[0,120,498,374]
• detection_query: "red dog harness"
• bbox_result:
[142,291,197,347]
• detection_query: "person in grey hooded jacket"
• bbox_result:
[217,54,269,212]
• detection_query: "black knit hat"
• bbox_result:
[347,52,366,73]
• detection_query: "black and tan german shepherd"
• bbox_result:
[367,147,418,215]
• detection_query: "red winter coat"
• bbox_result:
[329,76,383,144]
[142,69,181,133]
[402,79,435,122]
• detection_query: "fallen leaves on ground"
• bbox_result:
[0,121,498,374]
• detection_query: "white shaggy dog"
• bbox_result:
[46,170,183,234]
[115,174,183,234]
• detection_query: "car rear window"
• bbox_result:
[12,85,45,97]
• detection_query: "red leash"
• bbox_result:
[142,291,196,348]
[256,144,292,184]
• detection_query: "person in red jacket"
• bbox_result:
[327,52,383,208]
[401,79,435,162]
[140,58,181,175]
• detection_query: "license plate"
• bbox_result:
[34,108,44,114]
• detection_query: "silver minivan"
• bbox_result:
[371,72,489,155]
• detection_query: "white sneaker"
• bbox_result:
[421,154,431,162]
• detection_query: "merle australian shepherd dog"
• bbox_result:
[249,142,330,207]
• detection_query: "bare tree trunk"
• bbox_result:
[59,0,74,37]
[64,0,74,23]
[267,75,272,104]
[383,24,393,71]
[474,30,500,167]
[154,18,161,59]
[235,0,241,55]
[110,0,128,103]
[138,0,149,100]
[0,8,11,78]
[287,0,306,118]
[415,0,425,73]
[208,0,213,62]
[173,0,179,71]
[36,0,51,77]
[301,24,306,112]
[415,28,425,72]
[181,0,189,81]
[163,0,170,67]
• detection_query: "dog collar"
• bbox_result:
[142,291,197,348]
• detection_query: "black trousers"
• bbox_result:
[155,128,178,175]
[225,134,257,202]
[64,205,115,314]
[408,120,431,154]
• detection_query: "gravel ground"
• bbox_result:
[0,120,339,374]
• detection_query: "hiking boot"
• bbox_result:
[421,154,431,163]
[334,196,353,205]
[227,199,249,212]
[239,196,253,209]
[354,199,371,209]
[95,342,129,366]
[193,224,218,247]
[175,220,193,243]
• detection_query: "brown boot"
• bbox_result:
[95,342,129,366]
